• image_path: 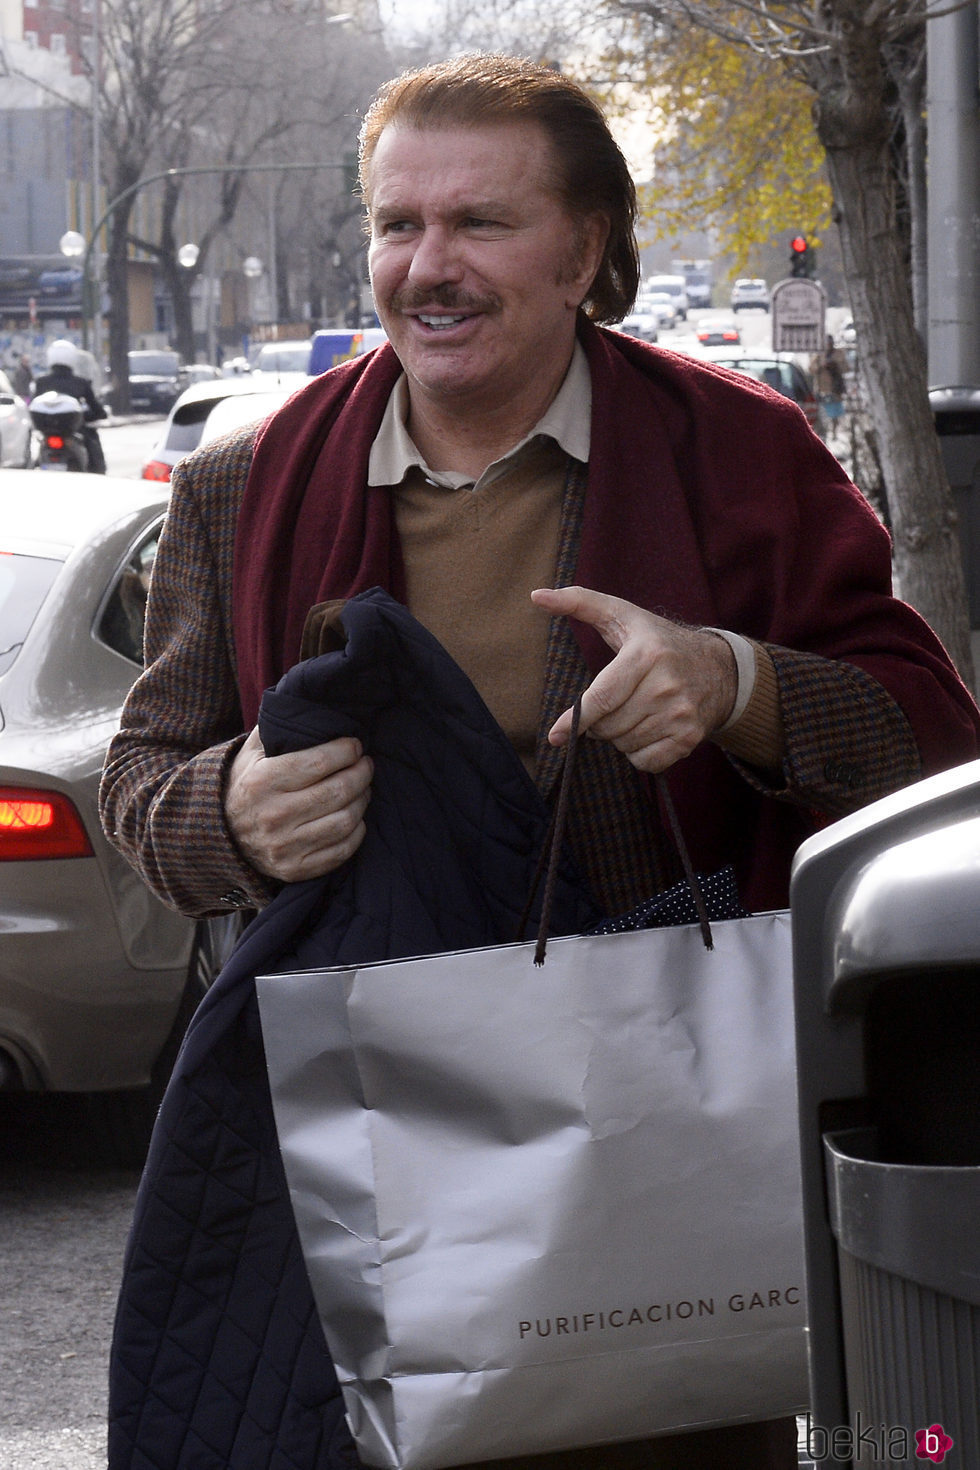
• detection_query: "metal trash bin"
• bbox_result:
[930,385,980,628]
[791,758,980,1467]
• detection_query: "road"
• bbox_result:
[99,416,164,479]
[0,1097,140,1470]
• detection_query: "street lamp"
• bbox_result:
[60,229,86,259]
[59,228,87,338]
[242,255,263,358]
[177,243,207,363]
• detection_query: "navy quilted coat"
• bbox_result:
[107,590,600,1470]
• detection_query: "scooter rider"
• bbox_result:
[33,339,107,473]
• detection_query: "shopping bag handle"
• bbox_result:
[524,696,713,964]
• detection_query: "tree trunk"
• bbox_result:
[106,206,135,416]
[892,42,928,343]
[169,265,198,364]
[814,64,975,687]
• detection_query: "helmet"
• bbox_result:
[46,338,78,370]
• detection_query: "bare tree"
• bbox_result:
[84,0,389,402]
[92,0,241,407]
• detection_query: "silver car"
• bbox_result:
[0,471,243,1162]
[0,368,32,467]
[142,375,308,481]
[730,277,771,312]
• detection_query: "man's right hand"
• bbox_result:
[224,727,373,883]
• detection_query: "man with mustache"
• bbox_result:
[100,53,979,1470]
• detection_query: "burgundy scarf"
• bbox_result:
[233,318,978,905]
[234,319,866,724]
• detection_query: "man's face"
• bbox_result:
[366,121,605,415]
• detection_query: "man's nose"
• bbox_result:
[406,226,463,287]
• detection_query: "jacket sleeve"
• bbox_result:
[99,434,277,918]
[82,379,107,422]
[725,643,924,818]
[698,392,980,793]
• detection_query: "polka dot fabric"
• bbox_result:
[588,865,749,935]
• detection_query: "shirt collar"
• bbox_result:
[367,339,592,490]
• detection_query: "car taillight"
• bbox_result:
[142,460,172,482]
[0,787,94,860]
[46,435,65,450]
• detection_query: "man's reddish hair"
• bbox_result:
[358,53,639,324]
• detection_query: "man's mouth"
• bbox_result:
[416,312,471,330]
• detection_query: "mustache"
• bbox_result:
[390,284,501,314]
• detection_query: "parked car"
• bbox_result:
[141,375,307,481]
[0,368,32,467]
[197,386,308,446]
[709,353,824,436]
[0,470,244,1162]
[635,291,679,329]
[250,339,312,374]
[643,274,689,320]
[679,267,713,309]
[695,316,741,347]
[613,312,659,344]
[122,349,186,414]
[730,278,771,313]
[181,363,223,387]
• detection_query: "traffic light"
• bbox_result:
[790,235,811,277]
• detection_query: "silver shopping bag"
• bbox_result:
[256,910,807,1469]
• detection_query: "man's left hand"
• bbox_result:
[531,585,738,773]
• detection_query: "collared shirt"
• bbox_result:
[367,340,592,489]
[366,334,761,744]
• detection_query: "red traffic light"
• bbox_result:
[790,235,808,253]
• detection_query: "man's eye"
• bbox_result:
[464,217,499,229]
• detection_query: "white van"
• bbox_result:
[642,274,690,320]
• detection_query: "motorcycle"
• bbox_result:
[29,390,91,471]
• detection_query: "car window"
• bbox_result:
[129,353,180,376]
[199,390,295,445]
[253,344,310,373]
[162,397,224,453]
[96,524,162,665]
[0,550,62,676]
[725,359,796,399]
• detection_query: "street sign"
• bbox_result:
[771,277,826,353]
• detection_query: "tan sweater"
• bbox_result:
[393,455,782,775]
[392,438,567,774]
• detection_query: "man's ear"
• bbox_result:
[563,213,610,309]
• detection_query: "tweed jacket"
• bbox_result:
[101,365,972,921]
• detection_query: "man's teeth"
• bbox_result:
[418,313,466,328]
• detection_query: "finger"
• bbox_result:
[546,656,648,746]
[531,585,636,645]
[283,818,369,884]
[281,784,373,879]
[256,735,367,796]
[237,763,373,882]
[292,754,374,833]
